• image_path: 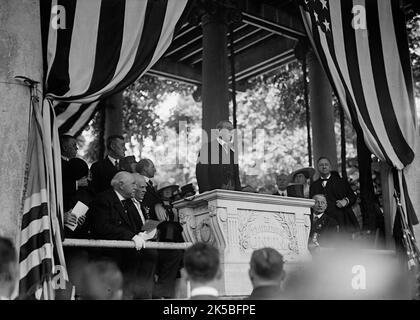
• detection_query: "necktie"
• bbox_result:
[133,200,146,224]
[115,159,119,170]
[321,178,328,187]
[313,216,319,224]
[121,199,137,229]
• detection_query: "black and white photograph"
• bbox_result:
[0,0,420,307]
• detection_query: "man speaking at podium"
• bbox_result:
[196,120,241,193]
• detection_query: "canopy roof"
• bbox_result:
[146,0,419,90]
[147,0,305,90]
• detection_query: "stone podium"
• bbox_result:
[173,189,314,296]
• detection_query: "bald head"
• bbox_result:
[132,173,147,201]
[111,171,136,199]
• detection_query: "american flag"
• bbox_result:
[19,95,68,299]
[299,0,418,230]
[18,0,188,298]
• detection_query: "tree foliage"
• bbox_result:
[407,14,420,97]
[80,17,418,191]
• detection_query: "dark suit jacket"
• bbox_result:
[309,174,359,233]
[62,159,77,212]
[90,189,143,240]
[142,180,161,221]
[309,213,339,247]
[64,185,96,239]
[90,157,119,194]
[196,141,241,193]
[246,285,284,300]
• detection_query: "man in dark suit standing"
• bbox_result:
[184,242,221,300]
[196,120,241,193]
[309,194,339,251]
[90,171,157,299]
[135,158,160,220]
[310,157,359,236]
[90,135,126,194]
[246,247,285,300]
[60,135,80,212]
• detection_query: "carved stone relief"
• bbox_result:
[237,209,299,260]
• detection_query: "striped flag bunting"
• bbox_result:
[41,0,188,134]
[19,93,68,299]
[18,0,188,298]
[298,0,418,265]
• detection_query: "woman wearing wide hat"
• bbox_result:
[289,167,315,198]
[154,182,183,242]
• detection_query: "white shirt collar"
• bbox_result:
[278,189,287,196]
[321,174,331,180]
[114,190,126,201]
[108,155,118,166]
[61,155,70,162]
[131,198,146,223]
[190,286,218,297]
[314,212,325,220]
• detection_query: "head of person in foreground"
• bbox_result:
[79,260,123,300]
[183,242,221,290]
[249,247,285,290]
[0,237,18,299]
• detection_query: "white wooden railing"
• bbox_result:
[63,238,192,250]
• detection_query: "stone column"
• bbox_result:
[0,0,43,243]
[201,6,229,137]
[103,91,123,152]
[104,92,123,137]
[307,50,337,169]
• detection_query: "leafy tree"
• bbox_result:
[407,14,420,98]
[80,17,418,192]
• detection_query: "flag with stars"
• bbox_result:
[299,0,418,234]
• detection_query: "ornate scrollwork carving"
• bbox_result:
[208,204,218,217]
[237,210,299,259]
[193,218,217,247]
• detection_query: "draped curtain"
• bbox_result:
[298,0,418,259]
[19,0,188,299]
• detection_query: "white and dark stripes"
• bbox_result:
[42,0,187,134]
[19,103,55,298]
[44,0,187,104]
[19,0,188,298]
[300,0,416,170]
[299,0,418,228]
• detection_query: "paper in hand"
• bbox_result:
[65,202,89,232]
[142,228,157,241]
[141,219,160,232]
[71,201,89,219]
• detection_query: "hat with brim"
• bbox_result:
[157,182,179,194]
[181,183,195,195]
[290,167,316,181]
[68,157,89,180]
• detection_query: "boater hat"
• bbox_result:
[289,167,316,181]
